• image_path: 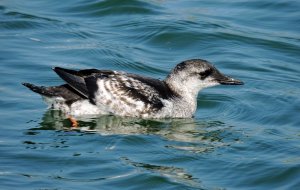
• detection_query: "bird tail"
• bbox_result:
[22,83,56,97]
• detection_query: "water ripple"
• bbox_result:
[65,0,164,17]
[1,0,300,189]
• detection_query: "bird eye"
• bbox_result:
[199,69,212,79]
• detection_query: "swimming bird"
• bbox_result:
[23,59,243,120]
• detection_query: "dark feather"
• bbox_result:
[84,75,99,105]
[53,67,89,98]
[22,83,84,105]
[127,74,178,99]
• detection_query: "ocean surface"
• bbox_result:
[0,0,299,189]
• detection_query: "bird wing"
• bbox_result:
[53,67,98,98]
[53,67,114,97]
[84,72,167,111]
[53,67,176,115]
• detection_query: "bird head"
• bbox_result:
[165,59,243,96]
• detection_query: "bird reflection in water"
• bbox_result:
[24,110,240,189]
[26,109,236,153]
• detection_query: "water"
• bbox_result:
[0,0,299,189]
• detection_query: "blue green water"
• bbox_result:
[1,0,300,189]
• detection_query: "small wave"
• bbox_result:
[65,0,163,17]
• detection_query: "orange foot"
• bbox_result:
[68,116,78,128]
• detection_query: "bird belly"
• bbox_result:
[42,96,70,113]
[42,96,106,116]
[42,96,193,118]
[69,100,108,116]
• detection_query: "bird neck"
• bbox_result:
[165,75,201,100]
[165,77,200,116]
[164,80,197,118]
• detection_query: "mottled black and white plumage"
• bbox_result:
[23,59,243,118]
